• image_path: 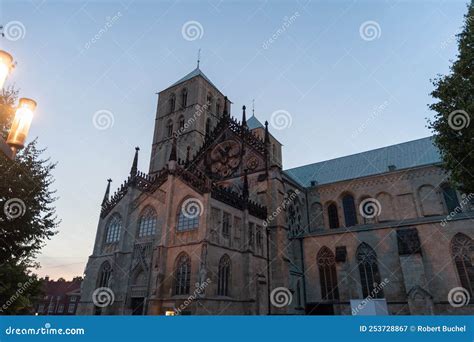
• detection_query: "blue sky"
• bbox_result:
[0,0,469,279]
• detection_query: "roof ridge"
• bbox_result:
[284,136,434,172]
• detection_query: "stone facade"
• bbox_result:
[77,67,474,315]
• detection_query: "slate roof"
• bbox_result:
[284,136,441,187]
[168,67,219,91]
[247,115,265,130]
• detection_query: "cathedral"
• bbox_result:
[77,65,474,315]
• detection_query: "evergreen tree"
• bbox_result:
[0,87,58,314]
[428,1,474,194]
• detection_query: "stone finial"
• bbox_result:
[101,178,112,206]
[242,105,247,127]
[130,147,140,176]
[264,120,270,144]
[223,96,229,116]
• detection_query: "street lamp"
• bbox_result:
[6,98,37,158]
[0,50,14,89]
[0,50,36,160]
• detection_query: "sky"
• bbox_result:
[0,0,469,280]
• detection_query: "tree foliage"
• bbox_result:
[428,1,474,194]
[0,87,59,314]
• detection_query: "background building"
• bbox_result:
[34,277,82,315]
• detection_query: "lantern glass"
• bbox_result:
[7,98,37,149]
[0,50,13,89]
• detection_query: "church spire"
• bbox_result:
[242,105,247,127]
[130,147,140,176]
[101,178,112,206]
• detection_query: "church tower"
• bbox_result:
[149,66,229,173]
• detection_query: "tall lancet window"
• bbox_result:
[205,118,211,136]
[98,261,112,288]
[218,255,231,296]
[181,88,188,108]
[175,253,191,295]
[451,233,474,295]
[138,206,157,237]
[169,93,176,113]
[317,247,339,300]
[166,120,173,138]
[216,99,221,115]
[105,214,122,244]
[342,194,358,227]
[357,243,383,298]
[179,116,185,131]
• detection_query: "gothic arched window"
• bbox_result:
[105,215,121,244]
[166,120,173,138]
[218,255,231,296]
[181,88,188,108]
[357,243,383,298]
[97,261,112,288]
[169,93,176,113]
[328,203,339,229]
[179,116,185,130]
[216,99,221,115]
[317,247,339,300]
[451,233,474,294]
[177,200,200,231]
[206,93,213,107]
[342,194,358,227]
[205,118,211,136]
[138,206,157,237]
[442,184,460,213]
[174,253,191,295]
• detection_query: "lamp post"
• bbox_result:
[0,49,36,160]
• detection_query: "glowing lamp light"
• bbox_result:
[7,98,37,150]
[0,50,13,89]
[165,310,176,316]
